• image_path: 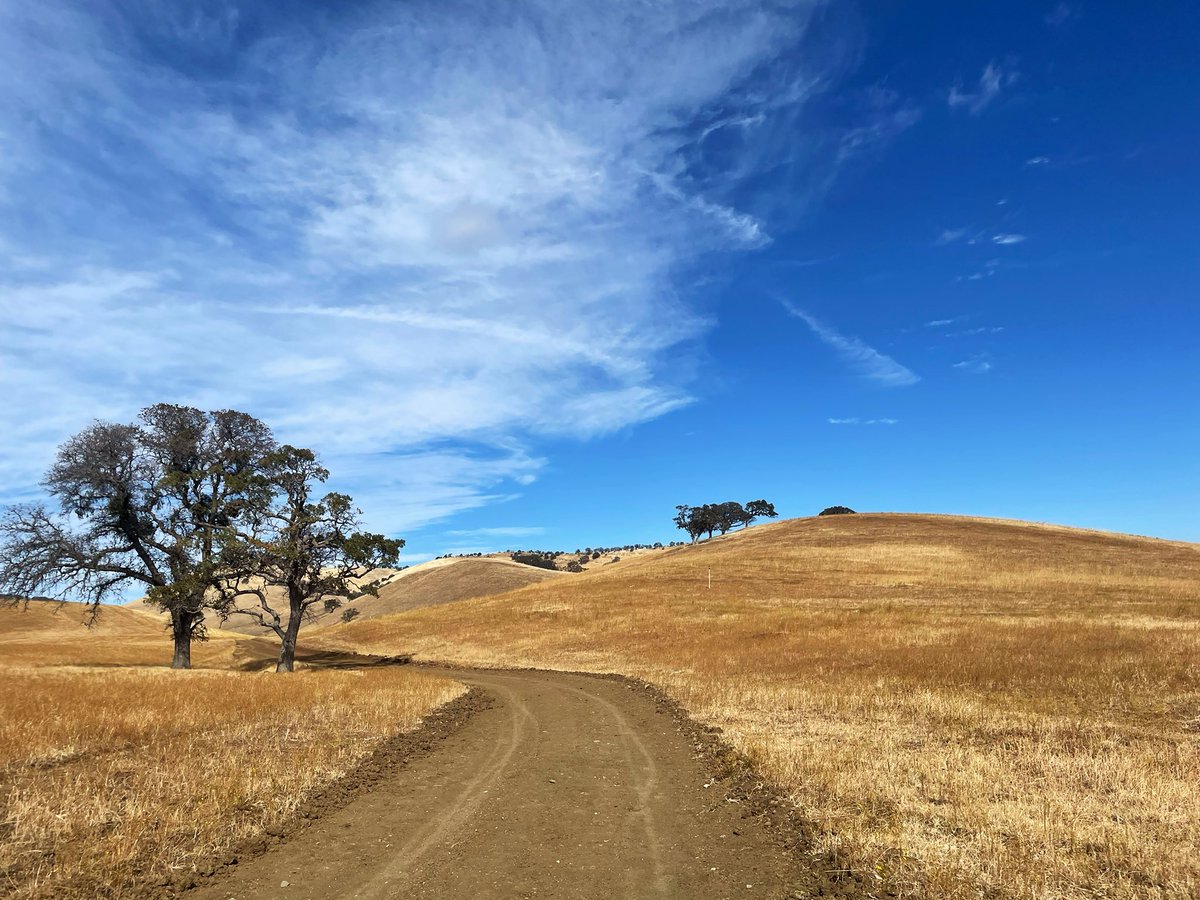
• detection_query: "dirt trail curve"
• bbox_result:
[196,668,806,900]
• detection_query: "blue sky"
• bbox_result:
[0,1,1196,565]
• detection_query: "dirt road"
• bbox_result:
[195,668,808,899]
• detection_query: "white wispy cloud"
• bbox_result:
[935,228,969,245]
[837,86,922,162]
[992,233,1027,245]
[782,302,919,387]
[1026,156,1051,166]
[828,417,898,425]
[957,258,1004,282]
[445,526,546,539]
[948,61,1019,115]
[1045,3,1080,28]
[954,355,993,374]
[0,2,871,535]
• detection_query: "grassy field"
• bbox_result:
[0,603,464,899]
[0,600,252,669]
[332,513,1200,900]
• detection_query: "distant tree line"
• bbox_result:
[432,543,683,572]
[508,543,676,571]
[673,500,778,542]
[0,404,401,672]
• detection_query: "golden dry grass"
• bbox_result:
[0,600,250,669]
[318,555,565,626]
[330,513,1200,900]
[0,604,464,899]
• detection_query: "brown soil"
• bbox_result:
[191,667,860,900]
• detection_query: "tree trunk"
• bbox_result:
[170,610,192,670]
[276,602,303,673]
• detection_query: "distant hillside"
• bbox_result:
[126,567,406,636]
[449,544,671,572]
[327,512,1200,662]
[0,598,249,668]
[318,556,565,627]
[125,556,564,636]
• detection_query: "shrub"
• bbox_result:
[511,552,559,571]
[818,506,857,516]
[340,608,360,624]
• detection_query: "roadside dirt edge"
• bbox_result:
[170,686,492,898]
[607,675,882,899]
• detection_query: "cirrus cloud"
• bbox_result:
[0,1,880,535]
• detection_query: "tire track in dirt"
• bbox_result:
[194,668,807,899]
[547,677,670,895]
[354,677,535,897]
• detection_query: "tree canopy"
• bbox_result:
[0,405,275,668]
[673,499,778,542]
[218,445,402,672]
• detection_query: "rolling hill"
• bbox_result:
[323,513,1200,900]
[124,555,564,637]
[317,555,565,625]
[0,598,249,668]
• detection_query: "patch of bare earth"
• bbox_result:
[195,668,831,900]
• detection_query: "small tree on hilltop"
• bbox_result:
[744,499,778,527]
[220,446,402,673]
[0,405,275,669]
[713,501,748,535]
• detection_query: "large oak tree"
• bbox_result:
[0,405,275,668]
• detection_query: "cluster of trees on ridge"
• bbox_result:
[0,404,401,672]
[435,542,685,572]
[674,500,778,542]
[512,543,678,571]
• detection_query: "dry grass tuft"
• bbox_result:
[330,513,1200,900]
